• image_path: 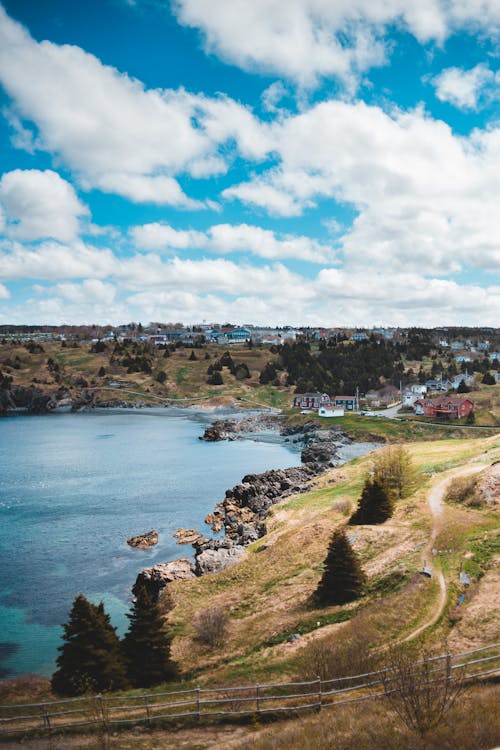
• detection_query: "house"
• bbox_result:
[414,397,474,419]
[451,341,465,351]
[318,406,345,418]
[455,356,471,363]
[351,331,368,342]
[223,327,251,342]
[450,373,473,390]
[403,384,427,407]
[425,378,451,391]
[490,352,500,361]
[477,341,490,351]
[333,395,358,410]
[293,393,331,409]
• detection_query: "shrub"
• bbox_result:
[372,445,416,500]
[194,606,228,648]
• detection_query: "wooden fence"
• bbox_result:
[1,643,498,738]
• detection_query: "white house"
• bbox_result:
[318,406,345,418]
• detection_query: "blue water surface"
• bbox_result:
[0,409,300,678]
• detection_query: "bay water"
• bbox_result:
[0,409,301,679]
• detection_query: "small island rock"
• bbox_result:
[127,530,159,549]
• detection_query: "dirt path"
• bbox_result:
[403,463,487,642]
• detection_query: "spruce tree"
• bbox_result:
[123,581,177,688]
[315,529,366,605]
[350,478,394,525]
[51,594,129,696]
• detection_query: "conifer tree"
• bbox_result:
[123,581,177,688]
[315,529,366,605]
[51,594,129,696]
[350,478,394,525]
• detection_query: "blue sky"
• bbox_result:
[0,0,499,326]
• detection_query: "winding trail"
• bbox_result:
[403,463,487,642]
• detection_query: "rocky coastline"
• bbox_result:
[134,461,327,600]
[134,414,362,601]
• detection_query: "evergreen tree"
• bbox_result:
[51,594,129,696]
[315,529,366,605]
[123,581,177,688]
[188,350,197,361]
[457,379,470,392]
[207,371,223,385]
[350,478,394,525]
[482,372,495,385]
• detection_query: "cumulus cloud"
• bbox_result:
[0,169,89,242]
[1,236,499,326]
[0,282,10,299]
[0,6,270,206]
[130,221,335,262]
[172,0,500,87]
[430,64,499,110]
[224,100,500,274]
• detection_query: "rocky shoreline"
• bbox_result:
[134,414,369,601]
[134,461,327,600]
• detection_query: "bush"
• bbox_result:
[194,606,228,648]
[155,370,167,384]
[372,445,416,500]
[297,619,381,684]
[445,475,483,507]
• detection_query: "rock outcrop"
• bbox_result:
[127,530,158,548]
[173,528,207,545]
[134,558,196,600]
[195,545,246,576]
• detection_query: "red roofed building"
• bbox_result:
[414,397,474,419]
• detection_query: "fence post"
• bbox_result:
[41,704,51,732]
[317,675,322,711]
[256,684,260,715]
[196,687,201,721]
[143,694,151,728]
[446,652,452,691]
[96,694,107,732]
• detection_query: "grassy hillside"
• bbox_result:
[163,434,499,687]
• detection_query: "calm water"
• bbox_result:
[0,409,300,678]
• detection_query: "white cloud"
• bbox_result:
[130,221,334,262]
[224,100,500,274]
[206,223,335,262]
[1,236,499,326]
[0,6,270,206]
[55,279,117,306]
[431,64,499,110]
[0,282,10,299]
[95,173,203,208]
[0,169,89,242]
[172,0,500,87]
[131,223,205,250]
[0,239,117,280]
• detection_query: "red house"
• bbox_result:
[414,397,474,419]
[293,392,331,409]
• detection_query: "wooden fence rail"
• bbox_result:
[1,643,498,738]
